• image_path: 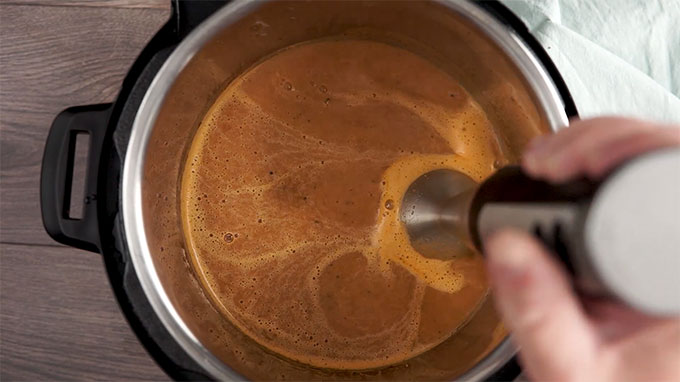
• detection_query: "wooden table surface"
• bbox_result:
[0,1,172,380]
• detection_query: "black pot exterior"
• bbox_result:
[40,1,577,380]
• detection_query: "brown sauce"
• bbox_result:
[181,39,505,370]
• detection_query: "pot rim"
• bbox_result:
[122,0,568,380]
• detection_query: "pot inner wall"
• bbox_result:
[140,1,548,379]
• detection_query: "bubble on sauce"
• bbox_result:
[224,233,235,243]
[384,199,394,210]
[249,20,270,37]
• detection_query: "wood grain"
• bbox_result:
[0,4,169,245]
[1,3,172,380]
[0,0,169,9]
[0,244,169,381]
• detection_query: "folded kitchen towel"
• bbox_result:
[502,0,680,123]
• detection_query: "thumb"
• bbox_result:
[485,229,599,381]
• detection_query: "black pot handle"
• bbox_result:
[41,104,112,253]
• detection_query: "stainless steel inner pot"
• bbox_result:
[122,0,569,380]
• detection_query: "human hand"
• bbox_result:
[484,117,680,381]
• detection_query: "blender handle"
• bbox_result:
[468,166,600,275]
[468,152,680,315]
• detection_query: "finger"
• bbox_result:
[522,118,616,175]
[538,127,672,183]
[536,119,654,182]
[485,229,599,381]
[611,319,680,382]
[523,117,653,181]
[583,298,673,341]
[579,127,680,179]
[524,118,680,183]
[523,118,600,170]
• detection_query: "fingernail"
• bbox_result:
[544,153,568,181]
[522,154,540,175]
[486,234,533,284]
[488,250,531,284]
[523,136,549,174]
[526,135,549,154]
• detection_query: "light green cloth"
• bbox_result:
[501,0,680,123]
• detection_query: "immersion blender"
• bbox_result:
[400,148,680,315]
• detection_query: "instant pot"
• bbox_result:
[41,0,577,380]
